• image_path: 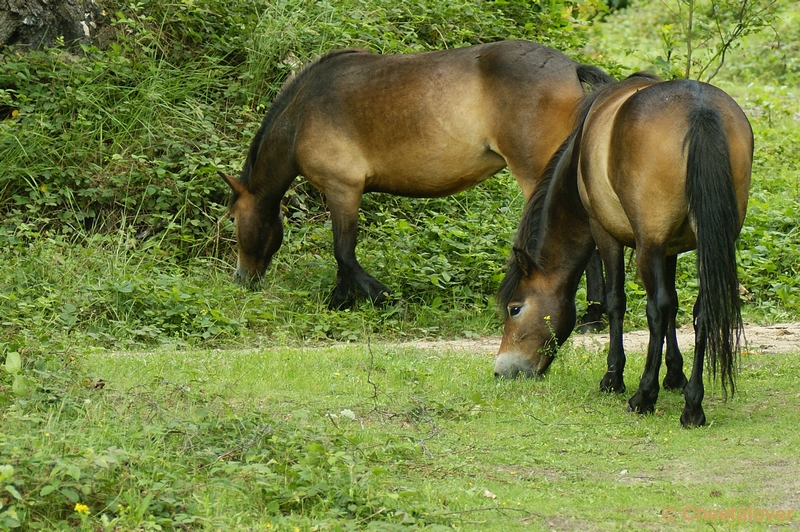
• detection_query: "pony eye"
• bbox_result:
[509,305,523,317]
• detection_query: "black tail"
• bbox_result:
[685,106,744,398]
[576,64,615,91]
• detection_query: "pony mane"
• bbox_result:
[497,71,632,316]
[496,70,663,316]
[496,133,572,316]
[234,48,367,199]
[627,71,662,82]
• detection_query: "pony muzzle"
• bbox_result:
[494,352,552,380]
[234,261,264,288]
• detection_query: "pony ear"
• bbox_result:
[513,247,535,277]
[218,170,248,196]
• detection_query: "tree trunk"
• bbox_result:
[0,0,107,49]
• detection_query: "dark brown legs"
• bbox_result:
[578,249,608,333]
[627,247,671,415]
[328,191,390,309]
[595,231,626,394]
[681,296,707,427]
[594,233,694,425]
[662,255,689,392]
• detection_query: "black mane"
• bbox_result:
[496,72,650,317]
[496,132,572,316]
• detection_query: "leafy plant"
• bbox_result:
[586,0,780,81]
[659,0,778,80]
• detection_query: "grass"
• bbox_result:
[3,1,800,529]
[5,340,795,530]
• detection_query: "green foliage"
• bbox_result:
[656,0,777,81]
[0,44,241,258]
[736,123,800,319]
[0,362,450,530]
[1,2,800,526]
[3,342,800,530]
[586,0,786,82]
[723,4,800,85]
[0,234,245,350]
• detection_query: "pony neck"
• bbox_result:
[536,148,596,295]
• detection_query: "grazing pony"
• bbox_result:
[220,40,613,315]
[495,73,753,427]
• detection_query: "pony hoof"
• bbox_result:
[680,406,706,428]
[627,392,655,415]
[599,373,626,394]
[663,373,688,392]
[577,304,606,333]
[329,292,356,310]
[368,290,392,307]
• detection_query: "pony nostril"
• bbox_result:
[494,368,520,380]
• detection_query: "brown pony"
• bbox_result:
[495,73,753,427]
[219,40,613,313]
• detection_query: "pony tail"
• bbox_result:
[685,106,744,398]
[576,64,615,91]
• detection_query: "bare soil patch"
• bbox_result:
[392,322,800,355]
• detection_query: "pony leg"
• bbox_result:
[327,190,390,309]
[628,247,670,415]
[577,249,607,333]
[681,296,707,427]
[593,226,626,393]
[662,254,689,391]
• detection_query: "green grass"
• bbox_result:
[3,1,800,529]
[4,341,797,530]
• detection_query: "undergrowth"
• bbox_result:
[1,0,800,529]
[0,371,452,530]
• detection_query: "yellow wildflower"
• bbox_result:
[74,503,90,515]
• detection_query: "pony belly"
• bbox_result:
[364,152,506,197]
[578,168,636,247]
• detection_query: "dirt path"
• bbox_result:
[393,322,800,355]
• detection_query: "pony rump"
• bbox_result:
[685,103,745,398]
